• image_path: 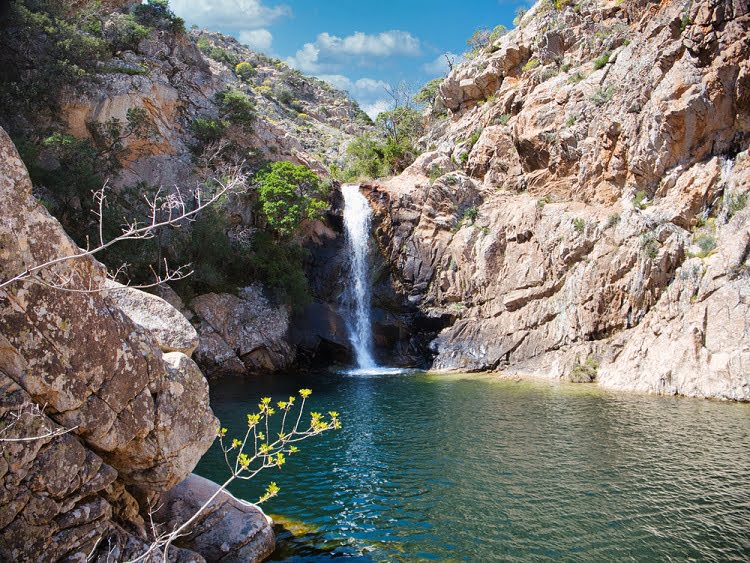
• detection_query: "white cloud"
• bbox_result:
[317,74,388,97]
[317,31,421,57]
[287,30,422,73]
[170,0,291,33]
[354,78,389,92]
[422,52,464,76]
[362,99,391,120]
[238,29,273,51]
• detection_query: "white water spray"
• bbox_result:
[341,184,377,370]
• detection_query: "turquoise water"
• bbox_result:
[195,371,750,561]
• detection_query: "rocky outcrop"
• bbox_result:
[192,285,295,376]
[105,280,200,355]
[0,127,274,559]
[369,0,750,399]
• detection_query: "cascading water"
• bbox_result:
[341,184,377,370]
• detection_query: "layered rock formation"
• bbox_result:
[367,0,750,400]
[0,127,274,560]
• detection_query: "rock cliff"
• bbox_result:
[367,0,750,400]
[0,127,273,561]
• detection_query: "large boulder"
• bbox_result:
[105,280,200,356]
[154,474,276,563]
[0,126,225,559]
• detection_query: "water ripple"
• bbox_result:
[197,372,750,562]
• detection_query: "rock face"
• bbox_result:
[60,27,370,191]
[367,0,750,400]
[192,286,295,377]
[0,127,273,560]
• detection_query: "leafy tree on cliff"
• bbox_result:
[256,161,328,237]
[414,78,444,107]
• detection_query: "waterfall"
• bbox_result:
[341,184,377,370]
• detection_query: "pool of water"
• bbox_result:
[195,371,750,561]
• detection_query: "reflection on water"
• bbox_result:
[196,371,750,562]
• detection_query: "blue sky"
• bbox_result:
[169,0,532,118]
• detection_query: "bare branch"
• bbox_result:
[0,403,78,443]
[0,166,247,292]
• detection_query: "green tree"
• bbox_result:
[256,161,328,237]
[0,1,110,117]
[414,78,444,106]
[466,25,507,57]
[132,0,185,34]
[216,88,255,130]
[375,106,423,145]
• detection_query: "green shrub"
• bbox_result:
[537,196,552,208]
[593,52,611,70]
[109,14,150,52]
[522,58,541,72]
[591,85,615,106]
[187,204,237,292]
[216,88,255,129]
[641,233,660,259]
[513,7,527,26]
[191,117,227,145]
[680,11,691,33]
[453,205,479,231]
[256,161,328,236]
[249,233,311,310]
[551,0,571,9]
[0,2,111,116]
[568,357,598,383]
[273,85,295,105]
[572,217,586,233]
[465,25,507,58]
[235,61,256,81]
[633,190,650,210]
[132,0,185,34]
[343,134,389,179]
[496,113,512,126]
[693,233,717,258]
[414,77,443,106]
[99,63,149,75]
[560,62,572,73]
[606,213,621,228]
[466,129,482,151]
[726,192,748,219]
[567,72,586,84]
[429,165,443,185]
[565,114,578,127]
[197,38,239,66]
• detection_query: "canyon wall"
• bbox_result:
[367,0,750,399]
